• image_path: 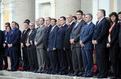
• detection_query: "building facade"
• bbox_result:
[0,0,121,30]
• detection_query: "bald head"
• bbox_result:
[66,14,73,23]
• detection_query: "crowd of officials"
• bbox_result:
[0,9,121,79]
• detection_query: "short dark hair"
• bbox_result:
[25,19,30,23]
[40,17,45,22]
[109,12,119,23]
[60,16,66,20]
[12,21,16,24]
[98,9,106,16]
[5,22,10,26]
[24,21,29,25]
[16,22,20,29]
[118,11,121,15]
[46,17,51,21]
[51,18,57,22]
[76,10,83,15]
[73,16,77,20]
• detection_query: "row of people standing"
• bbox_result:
[0,9,121,79]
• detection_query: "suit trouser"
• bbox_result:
[57,49,68,73]
[81,49,93,76]
[27,47,35,71]
[44,49,50,71]
[65,49,73,72]
[119,48,121,74]
[72,47,84,72]
[9,50,18,70]
[110,45,120,77]
[49,50,58,73]
[32,47,38,71]
[95,47,109,77]
[0,51,3,69]
[22,47,29,70]
[36,48,45,72]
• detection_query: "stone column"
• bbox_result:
[14,0,35,30]
[57,0,81,19]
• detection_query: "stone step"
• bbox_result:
[0,70,110,79]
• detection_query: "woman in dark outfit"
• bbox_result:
[107,12,120,79]
[3,23,11,70]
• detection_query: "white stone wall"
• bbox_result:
[14,0,35,31]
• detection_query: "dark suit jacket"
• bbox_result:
[25,29,37,47]
[118,23,121,47]
[43,25,52,49]
[21,28,30,46]
[56,24,68,49]
[107,23,120,46]
[64,22,75,49]
[92,17,110,48]
[48,26,59,51]
[70,19,86,48]
[7,28,20,50]
[0,30,3,50]
[80,22,95,50]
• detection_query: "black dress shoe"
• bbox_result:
[61,71,68,75]
[78,72,84,76]
[98,75,107,78]
[81,74,87,77]
[72,72,79,76]
[57,72,62,75]
[51,71,57,74]
[86,75,93,77]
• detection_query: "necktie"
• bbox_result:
[68,24,70,28]
[27,30,32,43]
[24,29,28,34]
[60,26,63,30]
[46,26,48,29]
[98,20,101,24]
[51,26,54,32]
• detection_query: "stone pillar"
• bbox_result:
[14,0,35,30]
[117,0,121,12]
[57,0,81,19]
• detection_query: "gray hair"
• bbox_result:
[29,22,35,26]
[86,13,93,20]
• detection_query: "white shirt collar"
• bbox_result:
[63,24,66,27]
[87,21,92,25]
[69,21,74,25]
[48,24,51,27]
[78,19,82,23]
[99,17,104,21]
[40,24,44,27]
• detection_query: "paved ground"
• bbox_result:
[0,70,110,79]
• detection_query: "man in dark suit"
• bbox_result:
[80,13,95,77]
[70,10,86,76]
[118,11,121,74]
[25,22,37,72]
[43,17,52,73]
[20,21,30,71]
[56,16,68,75]
[48,18,59,74]
[64,14,75,75]
[7,21,20,71]
[0,30,3,70]
[92,9,110,78]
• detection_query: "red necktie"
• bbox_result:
[60,26,63,30]
[68,24,70,28]
[46,26,48,29]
